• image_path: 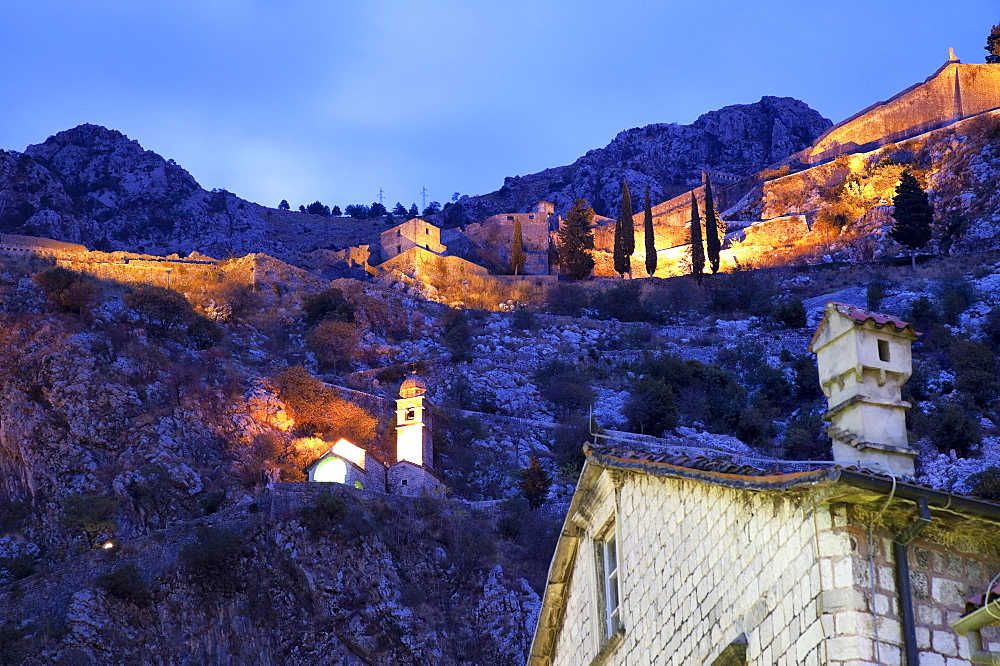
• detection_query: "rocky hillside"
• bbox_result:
[441,96,831,224]
[0,125,326,259]
[730,111,1000,266]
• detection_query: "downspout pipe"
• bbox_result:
[893,496,931,666]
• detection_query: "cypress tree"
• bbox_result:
[689,192,705,283]
[986,24,1000,63]
[643,185,657,277]
[614,179,635,278]
[890,171,933,270]
[703,172,721,273]
[511,216,526,275]
[557,199,596,280]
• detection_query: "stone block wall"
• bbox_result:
[804,63,1000,164]
[547,470,1000,665]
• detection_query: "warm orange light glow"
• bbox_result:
[331,437,366,469]
[101,541,115,550]
[292,436,330,461]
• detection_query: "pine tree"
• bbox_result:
[520,455,552,509]
[703,172,721,273]
[408,203,419,217]
[614,179,635,278]
[689,192,705,283]
[643,185,657,277]
[890,171,933,269]
[986,24,1000,63]
[278,199,290,211]
[392,202,408,216]
[511,216,526,275]
[557,198,596,280]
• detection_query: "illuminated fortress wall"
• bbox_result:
[802,61,1000,165]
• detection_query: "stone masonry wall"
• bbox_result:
[804,63,1000,164]
[551,472,834,665]
[548,470,1000,665]
[835,506,1000,665]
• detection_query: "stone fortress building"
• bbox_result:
[305,374,446,498]
[463,201,558,275]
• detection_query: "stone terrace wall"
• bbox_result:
[804,62,1000,164]
[838,505,1000,663]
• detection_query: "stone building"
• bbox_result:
[380,217,446,262]
[529,304,1000,665]
[306,374,445,498]
[306,437,386,491]
[464,202,556,275]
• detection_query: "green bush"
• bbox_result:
[591,282,649,322]
[545,282,589,316]
[61,494,118,542]
[931,400,981,457]
[781,411,831,461]
[0,555,34,582]
[935,274,976,325]
[33,267,102,315]
[950,341,1000,409]
[623,377,679,436]
[534,359,594,418]
[300,492,348,537]
[511,308,536,330]
[179,527,244,593]
[969,467,1000,503]
[301,287,355,326]
[772,298,807,329]
[123,285,194,337]
[96,564,149,605]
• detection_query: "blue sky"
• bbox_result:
[0,1,996,210]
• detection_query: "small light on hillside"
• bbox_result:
[101,541,115,550]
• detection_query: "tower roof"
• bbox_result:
[400,373,426,398]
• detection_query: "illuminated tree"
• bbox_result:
[688,193,705,283]
[557,198,596,280]
[703,173,721,273]
[890,171,933,269]
[613,179,635,278]
[986,23,1000,63]
[511,216,526,275]
[520,456,552,509]
[643,185,657,277]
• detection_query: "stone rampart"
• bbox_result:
[801,61,1000,164]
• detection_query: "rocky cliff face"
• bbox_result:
[443,96,831,223]
[0,124,273,257]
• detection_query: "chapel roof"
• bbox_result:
[584,437,1000,519]
[827,301,914,332]
[400,373,427,398]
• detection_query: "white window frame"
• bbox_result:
[595,522,622,642]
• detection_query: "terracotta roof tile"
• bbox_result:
[830,301,915,333]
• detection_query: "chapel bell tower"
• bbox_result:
[809,302,919,476]
[396,373,433,467]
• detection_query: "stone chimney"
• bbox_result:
[809,302,920,476]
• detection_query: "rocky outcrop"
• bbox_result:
[0,125,273,257]
[446,96,831,222]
